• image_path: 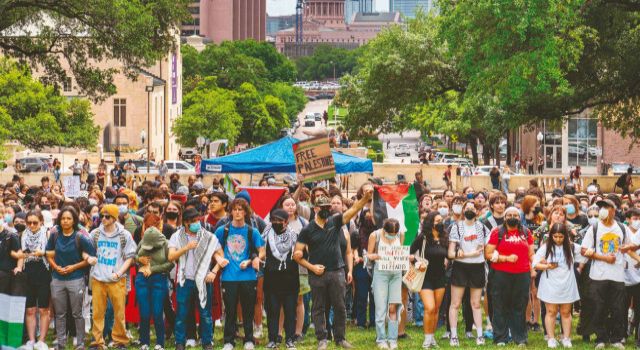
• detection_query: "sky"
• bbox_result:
[267,0,388,16]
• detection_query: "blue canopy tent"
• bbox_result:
[201,136,373,174]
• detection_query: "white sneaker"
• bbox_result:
[548,338,558,348]
[441,332,450,340]
[140,345,150,350]
[154,345,165,350]
[186,339,197,348]
[422,338,431,349]
[72,337,77,347]
[561,339,573,348]
[244,342,255,350]
[612,343,625,349]
[389,341,398,350]
[595,343,606,350]
[465,332,475,339]
[254,325,263,339]
[476,337,485,346]
[223,344,234,350]
[377,341,389,349]
[21,341,34,350]
[35,341,48,350]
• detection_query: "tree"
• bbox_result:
[232,40,298,82]
[267,82,307,122]
[0,58,98,150]
[296,45,362,81]
[172,77,242,147]
[0,0,189,102]
[235,83,271,145]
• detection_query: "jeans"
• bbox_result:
[309,270,347,342]
[136,273,168,347]
[502,179,510,194]
[372,271,402,343]
[413,293,424,326]
[51,278,86,349]
[175,279,213,346]
[354,264,375,327]
[625,284,640,342]
[302,292,312,335]
[591,279,626,343]
[491,271,530,344]
[221,281,257,345]
[91,278,129,347]
[266,291,297,343]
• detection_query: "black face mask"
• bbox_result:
[272,222,285,234]
[506,218,520,227]
[435,223,444,233]
[165,212,179,220]
[533,206,542,215]
[118,181,125,186]
[318,208,331,220]
[464,210,476,220]
[14,223,25,233]
[41,204,51,211]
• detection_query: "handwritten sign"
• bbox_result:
[377,245,410,271]
[293,137,336,183]
[63,176,81,198]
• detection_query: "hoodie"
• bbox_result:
[136,227,174,275]
[90,222,137,282]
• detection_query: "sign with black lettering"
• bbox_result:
[293,137,336,183]
[377,245,410,271]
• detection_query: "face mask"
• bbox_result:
[318,208,331,220]
[452,204,463,215]
[3,214,12,224]
[272,222,285,234]
[467,193,474,200]
[464,210,476,220]
[631,221,640,231]
[188,222,201,233]
[118,205,128,215]
[533,206,542,215]
[165,211,179,220]
[41,204,51,211]
[384,233,397,240]
[588,217,598,226]
[89,198,98,206]
[435,223,444,232]
[598,208,609,220]
[581,205,588,213]
[565,204,576,215]
[506,218,520,227]
[438,208,449,217]
[14,223,25,233]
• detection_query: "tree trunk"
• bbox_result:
[481,138,491,165]
[495,142,501,167]
[506,130,512,166]
[469,136,479,165]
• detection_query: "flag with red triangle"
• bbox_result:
[237,186,287,219]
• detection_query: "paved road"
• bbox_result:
[293,99,332,140]
[379,131,422,163]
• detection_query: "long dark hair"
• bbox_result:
[545,223,573,266]
[419,211,448,247]
[56,206,80,232]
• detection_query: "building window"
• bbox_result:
[113,98,126,127]
[63,77,72,92]
[568,116,598,168]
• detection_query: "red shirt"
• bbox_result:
[487,227,533,274]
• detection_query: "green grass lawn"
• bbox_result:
[51,319,606,349]
[327,105,348,120]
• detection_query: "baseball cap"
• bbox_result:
[596,199,616,209]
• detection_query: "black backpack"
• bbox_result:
[616,174,628,188]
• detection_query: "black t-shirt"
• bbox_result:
[410,234,447,283]
[0,230,20,272]
[568,214,589,232]
[297,213,345,271]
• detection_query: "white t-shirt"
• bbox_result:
[168,232,199,280]
[449,220,488,264]
[532,243,581,304]
[581,220,629,283]
[625,227,640,286]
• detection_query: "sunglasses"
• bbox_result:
[100,214,113,220]
[27,221,39,225]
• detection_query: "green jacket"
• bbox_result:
[136,227,174,274]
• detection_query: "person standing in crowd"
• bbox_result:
[215,199,266,350]
[532,223,582,348]
[124,160,136,188]
[413,171,430,202]
[135,213,175,350]
[21,210,51,350]
[114,193,142,238]
[366,218,403,350]
[202,192,228,232]
[624,208,640,347]
[110,164,122,188]
[85,204,137,350]
[70,159,82,178]
[528,156,534,175]
[169,207,223,350]
[489,167,500,191]
[448,201,489,346]
[443,165,453,191]
[582,199,640,349]
[293,186,373,350]
[502,166,511,194]
[0,208,23,295]
[46,207,95,350]
[537,156,544,174]
[485,206,534,346]
[264,209,300,349]
[411,211,448,349]
[158,160,169,181]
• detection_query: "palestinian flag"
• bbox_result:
[237,186,287,219]
[0,293,25,349]
[372,183,420,245]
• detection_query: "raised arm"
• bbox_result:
[343,186,373,225]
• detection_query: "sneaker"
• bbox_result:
[497,343,506,347]
[377,342,389,349]
[254,325,263,339]
[222,344,234,350]
[531,323,541,332]
[285,340,297,349]
[244,342,255,350]
[561,339,572,348]
[113,344,127,350]
[466,332,475,339]
[477,337,485,346]
[73,338,78,347]
[140,345,150,350]
[612,343,625,349]
[186,339,197,348]
[450,337,460,347]
[266,342,278,349]
[595,343,606,350]
[422,339,432,349]
[548,339,558,348]
[337,340,354,349]
[389,341,398,350]
[441,332,451,340]
[397,334,409,340]
[23,341,34,350]
[317,340,328,350]
[154,346,165,350]
[484,330,494,340]
[293,335,303,343]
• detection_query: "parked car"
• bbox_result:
[118,160,158,173]
[612,162,640,175]
[445,157,475,168]
[473,165,520,176]
[179,148,197,161]
[16,157,49,173]
[394,143,411,157]
[164,160,196,174]
[434,152,459,162]
[304,120,315,127]
[305,113,315,120]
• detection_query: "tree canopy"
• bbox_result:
[0,0,189,102]
[295,45,362,81]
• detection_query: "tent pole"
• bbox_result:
[250,173,253,187]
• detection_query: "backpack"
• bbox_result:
[92,230,128,261]
[616,174,628,188]
[222,221,258,259]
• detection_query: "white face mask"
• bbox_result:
[88,198,98,206]
[631,220,640,231]
[598,208,609,221]
[438,207,449,217]
[588,217,598,226]
[452,204,463,215]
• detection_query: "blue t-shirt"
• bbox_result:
[215,224,264,282]
[45,231,96,281]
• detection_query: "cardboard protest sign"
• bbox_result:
[63,176,81,198]
[377,245,410,271]
[293,137,336,183]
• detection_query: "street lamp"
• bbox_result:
[196,136,206,156]
[536,131,544,174]
[145,85,154,174]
